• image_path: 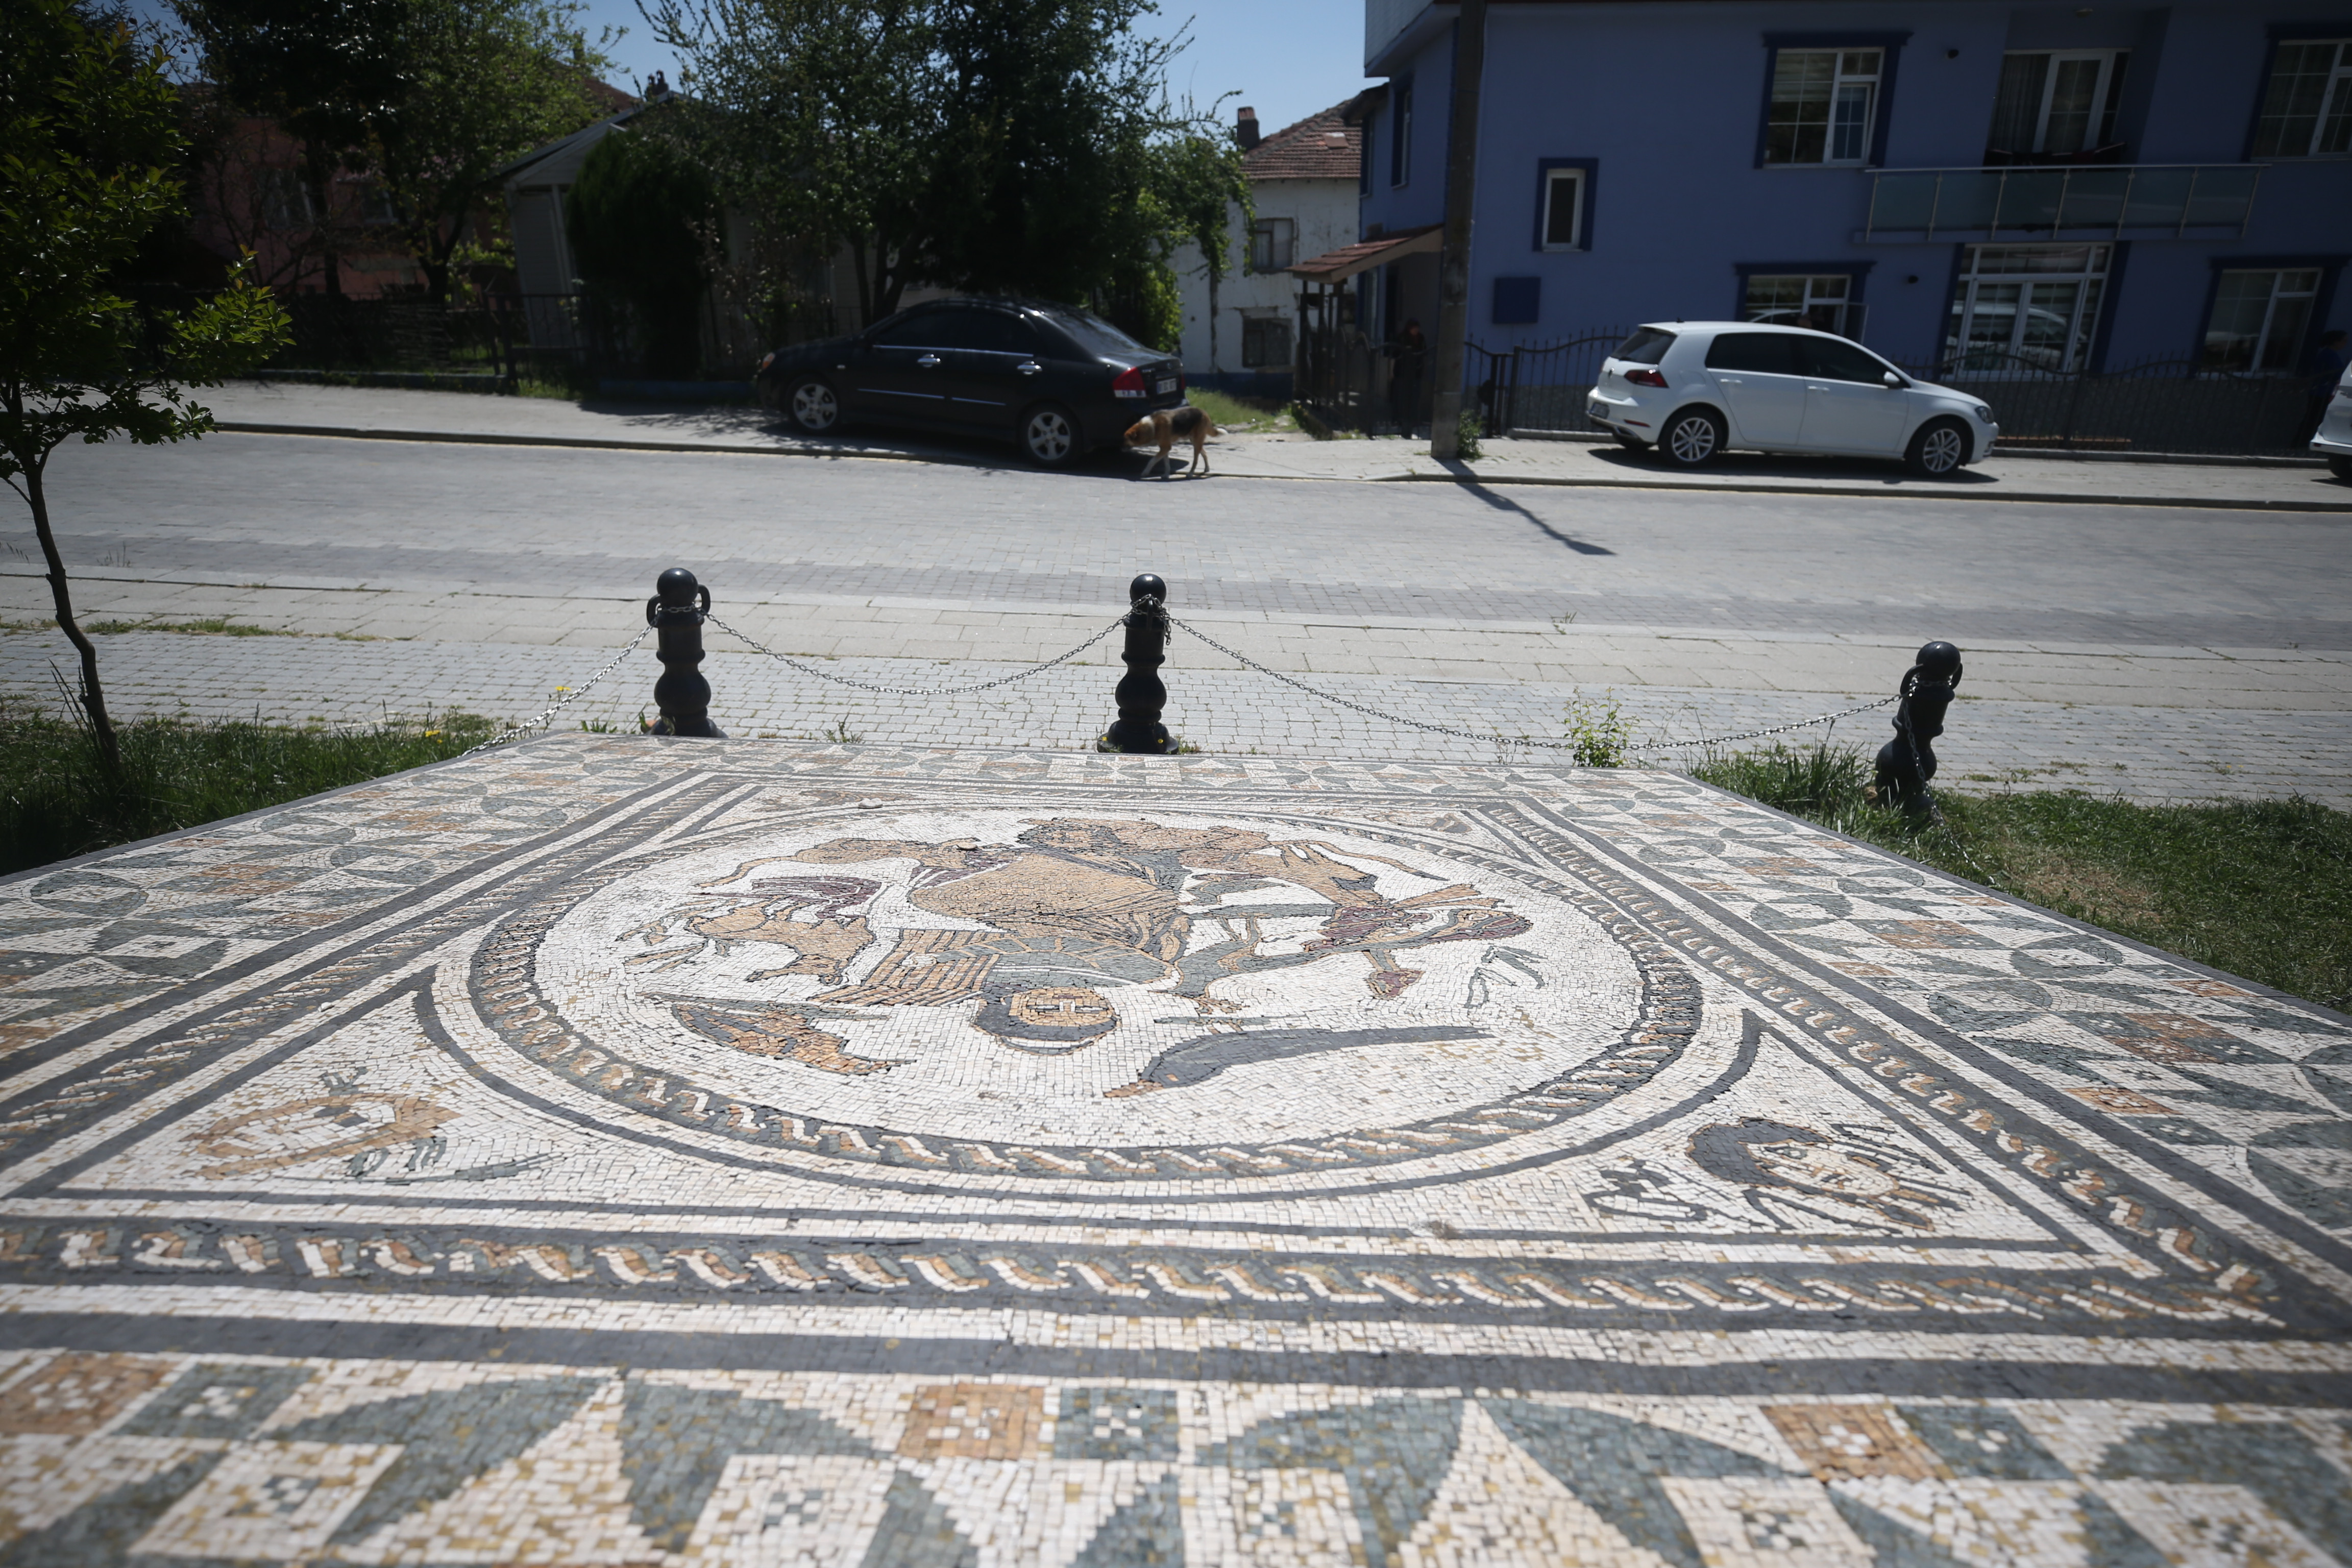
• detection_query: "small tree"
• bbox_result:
[1,0,289,767]
[567,126,714,376]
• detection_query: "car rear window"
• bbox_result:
[1612,328,1675,365]
[1045,308,1157,360]
[1705,332,1803,374]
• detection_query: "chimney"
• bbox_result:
[1236,107,1260,150]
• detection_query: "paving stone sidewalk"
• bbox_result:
[5,626,2345,806]
[204,379,2352,511]
[0,735,2346,1565]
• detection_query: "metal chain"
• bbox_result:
[705,612,1124,697]
[1167,614,1895,758]
[458,626,651,757]
[1627,696,1897,754]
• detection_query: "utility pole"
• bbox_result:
[1428,0,1488,461]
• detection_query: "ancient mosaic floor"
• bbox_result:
[2,735,2348,1566]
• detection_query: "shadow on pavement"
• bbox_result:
[1432,460,1614,555]
[1578,444,1998,486]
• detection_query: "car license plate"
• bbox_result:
[1154,379,1177,395]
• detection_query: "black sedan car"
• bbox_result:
[755,297,1186,467]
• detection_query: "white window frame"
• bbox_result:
[257,167,314,231]
[2204,268,2323,374]
[1765,47,1883,167]
[2253,38,2352,158]
[1540,168,1585,251]
[1945,243,2111,374]
[1741,274,1856,335]
[1247,217,1295,274]
[1998,50,2129,156]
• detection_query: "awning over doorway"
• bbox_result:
[1284,224,1441,284]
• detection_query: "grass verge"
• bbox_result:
[1,706,497,876]
[1184,388,1295,435]
[1689,743,2351,1011]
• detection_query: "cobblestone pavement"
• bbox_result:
[4,628,2348,808]
[1,737,2347,1565]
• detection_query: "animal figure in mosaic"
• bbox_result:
[1103,1023,1489,1096]
[626,819,1534,1065]
[1686,1118,1968,1233]
[190,1072,456,1179]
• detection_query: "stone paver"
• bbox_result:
[0,735,2346,1564]
[5,627,2346,807]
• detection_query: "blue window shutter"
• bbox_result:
[1492,276,1541,325]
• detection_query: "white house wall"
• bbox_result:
[1173,177,1360,386]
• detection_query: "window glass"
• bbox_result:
[1391,77,1414,186]
[1801,336,1893,383]
[1705,333,1803,374]
[1249,218,1295,273]
[2253,40,2352,158]
[1989,51,2129,159]
[1766,47,1880,165]
[869,310,955,348]
[1241,317,1293,369]
[1944,244,2110,372]
[2204,270,2322,373]
[1542,169,1583,248]
[1742,274,1855,336]
[1612,328,1676,364]
[1041,307,1155,360]
[951,310,1036,354]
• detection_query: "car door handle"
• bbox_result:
[1716,376,1741,384]
[1016,360,1042,375]
[916,354,942,369]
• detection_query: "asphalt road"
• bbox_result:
[13,431,2351,651]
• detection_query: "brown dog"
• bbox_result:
[1123,405,1220,478]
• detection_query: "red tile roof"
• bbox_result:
[1243,103,1362,181]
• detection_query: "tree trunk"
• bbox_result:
[23,459,120,770]
[1427,0,1488,461]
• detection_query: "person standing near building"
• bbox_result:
[1386,317,1428,437]
[2302,329,2349,445]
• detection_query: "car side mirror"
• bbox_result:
[1882,370,1905,389]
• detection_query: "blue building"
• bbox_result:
[1351,0,2352,380]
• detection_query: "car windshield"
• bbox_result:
[1613,328,1676,365]
[1042,308,1155,360]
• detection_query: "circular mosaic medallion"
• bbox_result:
[473,808,1700,1184]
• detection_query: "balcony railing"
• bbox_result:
[1863,164,2261,240]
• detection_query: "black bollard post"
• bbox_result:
[1874,640,1962,812]
[1098,573,1179,754]
[646,567,726,738]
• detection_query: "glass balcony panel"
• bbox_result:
[2120,167,2195,228]
[1931,170,2004,232]
[1867,171,1942,231]
[2184,166,2260,228]
[2053,168,2130,229]
[1994,169,2066,230]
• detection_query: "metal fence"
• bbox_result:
[1889,352,2311,457]
[260,289,826,386]
[1461,329,2313,458]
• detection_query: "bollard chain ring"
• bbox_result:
[1166,614,1894,758]
[459,626,653,758]
[707,614,1125,697]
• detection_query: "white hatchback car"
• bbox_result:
[2310,361,2352,480]
[1587,322,1999,476]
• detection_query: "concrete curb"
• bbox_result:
[213,420,2352,512]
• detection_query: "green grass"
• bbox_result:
[1689,742,2352,1010]
[0,706,498,876]
[1185,388,1294,434]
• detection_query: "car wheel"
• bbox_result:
[1658,407,1724,468]
[1021,403,1081,468]
[784,374,844,434]
[2330,455,2352,482]
[1612,430,1651,451]
[1905,417,1971,477]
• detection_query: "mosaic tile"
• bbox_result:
[0,736,2346,1562]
